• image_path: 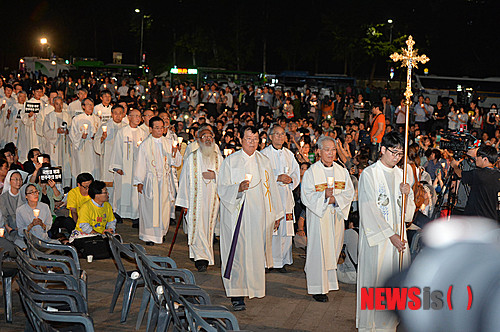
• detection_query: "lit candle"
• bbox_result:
[83,123,88,133]
[184,114,189,120]
[172,140,178,147]
[224,149,230,156]
[103,84,107,89]
[33,209,40,218]
[262,138,266,144]
[102,125,107,133]
[177,137,183,145]
[137,140,142,147]
[327,177,334,188]
[222,130,226,136]
[162,91,165,95]
[300,141,304,147]
[441,162,446,168]
[245,174,253,183]
[0,228,4,237]
[38,156,44,164]
[97,110,102,117]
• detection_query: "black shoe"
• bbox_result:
[170,218,177,226]
[277,266,288,273]
[265,268,271,274]
[132,223,139,229]
[145,241,155,246]
[195,260,209,272]
[231,297,246,311]
[312,294,329,302]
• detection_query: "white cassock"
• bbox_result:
[94,103,112,123]
[93,119,126,204]
[165,131,179,219]
[183,141,199,161]
[176,148,223,265]
[133,136,182,243]
[28,99,50,153]
[261,145,300,268]
[20,103,39,151]
[68,99,84,119]
[109,125,145,219]
[12,103,28,162]
[301,161,354,294]
[0,96,17,146]
[356,160,415,332]
[69,113,101,179]
[139,123,150,138]
[6,102,25,156]
[42,111,72,187]
[217,150,284,298]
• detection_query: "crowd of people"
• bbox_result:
[1,72,499,331]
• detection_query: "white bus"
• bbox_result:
[414,75,500,107]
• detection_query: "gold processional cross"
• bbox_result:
[389,36,429,270]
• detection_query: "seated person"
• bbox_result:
[0,170,27,256]
[67,173,93,225]
[16,184,60,248]
[69,181,116,241]
[29,154,71,238]
[337,215,359,285]
[22,148,41,175]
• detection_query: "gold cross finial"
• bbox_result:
[390,36,429,100]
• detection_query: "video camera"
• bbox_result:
[439,131,480,156]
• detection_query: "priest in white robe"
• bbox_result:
[12,92,29,162]
[109,109,144,221]
[93,90,113,122]
[176,125,223,272]
[133,117,181,245]
[22,86,47,151]
[34,91,57,154]
[261,125,300,271]
[217,126,284,311]
[42,97,72,188]
[301,136,354,302]
[356,132,415,332]
[68,88,87,118]
[93,104,126,205]
[0,84,17,146]
[69,98,101,180]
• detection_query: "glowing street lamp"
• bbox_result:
[40,37,48,45]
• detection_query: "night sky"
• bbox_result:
[2,0,500,79]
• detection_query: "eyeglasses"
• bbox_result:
[243,137,260,143]
[387,148,404,158]
[272,133,286,137]
[80,185,90,190]
[26,190,39,195]
[201,135,214,140]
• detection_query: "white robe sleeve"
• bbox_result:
[109,130,124,172]
[69,117,84,150]
[289,153,301,191]
[333,168,355,221]
[358,169,396,247]
[133,144,147,186]
[217,157,242,214]
[300,168,330,219]
[170,150,182,167]
[93,125,104,155]
[43,113,58,146]
[175,155,191,209]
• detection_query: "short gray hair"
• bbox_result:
[269,124,284,136]
[317,136,335,150]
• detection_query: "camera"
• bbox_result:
[439,131,479,155]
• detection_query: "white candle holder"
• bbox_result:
[33,209,40,218]
[102,125,107,133]
[38,156,44,164]
[327,177,334,188]
[245,174,253,183]
[177,137,183,145]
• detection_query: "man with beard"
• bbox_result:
[176,125,223,272]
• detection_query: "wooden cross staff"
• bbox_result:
[390,36,429,271]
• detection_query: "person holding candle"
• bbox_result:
[93,90,113,122]
[42,96,72,187]
[69,98,101,180]
[15,184,57,248]
[176,125,223,272]
[68,88,88,118]
[133,117,181,245]
[261,125,301,272]
[217,125,284,311]
[93,105,126,205]
[300,136,355,302]
[109,109,143,226]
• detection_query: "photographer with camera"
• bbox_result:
[451,144,500,222]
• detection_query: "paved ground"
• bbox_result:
[1,218,357,331]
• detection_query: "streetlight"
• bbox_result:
[135,9,144,65]
[40,37,49,58]
[387,19,394,44]
[40,37,47,45]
